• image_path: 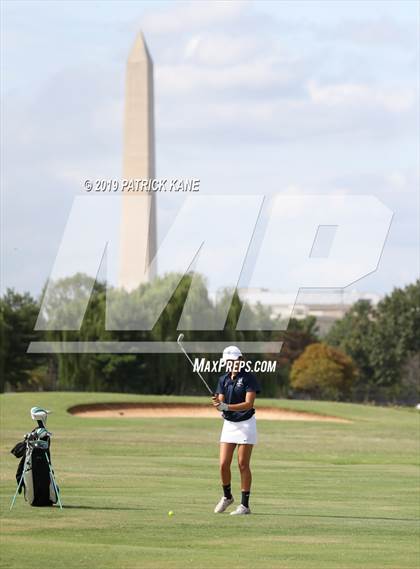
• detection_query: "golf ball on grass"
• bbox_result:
[168,510,174,517]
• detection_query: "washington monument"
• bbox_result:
[119,33,157,290]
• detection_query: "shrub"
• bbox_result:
[290,342,357,401]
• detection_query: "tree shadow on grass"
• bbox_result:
[252,512,418,522]
[63,505,149,511]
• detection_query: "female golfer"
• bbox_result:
[212,345,260,515]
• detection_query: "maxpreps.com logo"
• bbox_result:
[193,359,276,374]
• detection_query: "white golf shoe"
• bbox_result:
[230,504,251,515]
[214,496,234,513]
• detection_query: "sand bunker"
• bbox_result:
[68,403,350,423]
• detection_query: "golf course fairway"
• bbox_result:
[1,392,419,569]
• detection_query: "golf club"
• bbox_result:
[177,334,214,395]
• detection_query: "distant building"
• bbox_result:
[237,288,382,335]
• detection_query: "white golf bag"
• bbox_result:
[11,407,62,508]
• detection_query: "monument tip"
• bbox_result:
[128,31,152,63]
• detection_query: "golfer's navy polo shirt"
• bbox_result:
[215,372,261,422]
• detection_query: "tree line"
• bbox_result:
[0,274,418,404]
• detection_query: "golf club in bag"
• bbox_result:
[10,407,62,510]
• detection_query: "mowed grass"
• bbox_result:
[0,392,419,569]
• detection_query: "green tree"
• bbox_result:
[269,316,319,397]
[43,274,110,390]
[0,289,45,391]
[290,342,357,401]
[369,281,420,402]
[326,300,375,400]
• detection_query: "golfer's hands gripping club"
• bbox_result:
[212,395,228,412]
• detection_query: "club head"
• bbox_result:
[177,333,184,344]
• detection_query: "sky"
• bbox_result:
[1,0,419,298]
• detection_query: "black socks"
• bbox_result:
[241,490,250,508]
[223,484,232,500]
[223,485,251,507]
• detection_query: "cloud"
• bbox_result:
[322,16,417,49]
[156,57,299,95]
[307,80,415,113]
[184,32,261,66]
[142,0,247,35]
[146,13,417,148]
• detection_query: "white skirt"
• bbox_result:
[220,415,257,445]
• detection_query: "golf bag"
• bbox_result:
[10,407,61,508]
